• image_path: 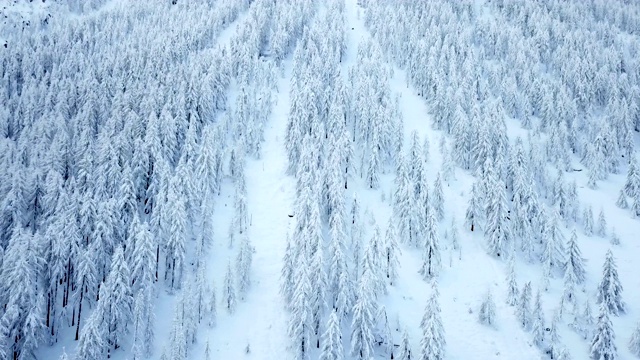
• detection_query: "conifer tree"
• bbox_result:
[384,218,401,286]
[479,289,497,326]
[208,280,217,328]
[465,181,484,232]
[583,206,594,236]
[624,156,640,197]
[506,257,519,306]
[419,281,446,360]
[320,310,343,360]
[289,255,312,360]
[350,268,376,360]
[419,207,441,280]
[517,282,532,330]
[597,209,607,237]
[397,329,412,360]
[236,234,253,300]
[107,245,133,351]
[531,290,545,347]
[432,173,444,221]
[590,303,617,360]
[616,190,628,209]
[596,250,625,316]
[565,229,587,284]
[629,322,640,358]
[222,261,237,314]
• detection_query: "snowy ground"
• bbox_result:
[10,0,640,359]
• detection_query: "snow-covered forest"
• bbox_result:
[1,0,639,359]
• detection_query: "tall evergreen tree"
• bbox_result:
[350,268,376,360]
[630,322,640,358]
[222,261,237,314]
[590,303,617,360]
[565,229,587,284]
[596,250,625,316]
[419,207,441,280]
[516,282,532,330]
[419,281,446,360]
[319,310,343,360]
[465,180,484,232]
[479,289,497,326]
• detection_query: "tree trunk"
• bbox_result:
[75,288,83,340]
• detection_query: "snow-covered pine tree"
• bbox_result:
[630,322,640,358]
[106,245,133,352]
[531,290,545,348]
[590,303,617,360]
[419,281,446,360]
[484,161,510,258]
[433,173,444,221]
[616,189,628,209]
[506,256,519,306]
[397,329,412,360]
[222,261,237,314]
[465,180,484,232]
[583,206,594,236]
[419,207,441,280]
[517,282,532,329]
[597,209,607,237]
[548,310,564,360]
[289,254,313,360]
[320,310,343,360]
[350,268,376,360]
[378,306,394,357]
[479,289,497,326]
[565,229,587,284]
[384,217,401,285]
[236,233,253,300]
[281,232,295,308]
[208,280,217,328]
[624,156,640,197]
[596,250,625,316]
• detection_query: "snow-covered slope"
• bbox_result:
[1,0,639,359]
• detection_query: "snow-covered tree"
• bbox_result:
[506,257,519,306]
[479,289,497,326]
[597,209,607,237]
[532,290,545,347]
[590,303,617,360]
[384,218,401,285]
[596,250,625,316]
[208,281,217,328]
[583,206,594,236]
[397,329,412,360]
[465,180,484,232]
[236,234,253,300]
[432,173,444,221]
[484,160,510,257]
[222,261,237,314]
[419,281,446,360]
[350,269,376,360]
[615,190,628,209]
[517,282,532,329]
[565,229,587,284]
[106,245,133,351]
[419,207,441,280]
[320,310,343,360]
[630,322,640,358]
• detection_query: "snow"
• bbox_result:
[5,0,640,359]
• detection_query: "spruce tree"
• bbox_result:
[419,281,446,360]
[629,322,640,358]
[479,289,497,326]
[465,181,484,232]
[222,261,237,314]
[319,310,343,360]
[531,290,545,347]
[590,303,617,360]
[236,234,253,300]
[350,269,376,360]
[565,229,587,284]
[506,257,519,306]
[516,282,532,329]
[432,173,444,221]
[419,207,441,280]
[597,209,607,237]
[384,217,401,286]
[596,250,625,316]
[583,206,594,236]
[615,189,628,209]
[397,329,412,360]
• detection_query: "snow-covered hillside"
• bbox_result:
[1,0,640,360]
